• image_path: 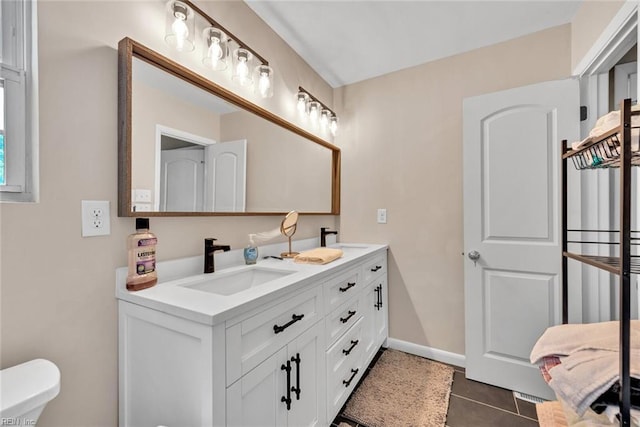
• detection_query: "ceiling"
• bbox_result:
[246,0,582,88]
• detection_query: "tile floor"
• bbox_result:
[332,349,539,427]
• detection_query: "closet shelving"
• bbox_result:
[561,98,639,426]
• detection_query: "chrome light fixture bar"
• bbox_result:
[297,86,339,136]
[165,0,274,98]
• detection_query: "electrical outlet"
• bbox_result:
[377,208,387,224]
[133,189,152,203]
[82,200,111,237]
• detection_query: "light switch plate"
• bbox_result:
[82,200,111,237]
[377,208,387,224]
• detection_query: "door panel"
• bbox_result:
[463,78,579,398]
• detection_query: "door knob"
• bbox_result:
[468,250,480,266]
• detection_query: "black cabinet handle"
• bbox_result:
[375,284,383,310]
[343,368,359,387]
[340,310,356,324]
[342,339,359,356]
[291,353,301,400]
[274,314,304,334]
[371,265,382,272]
[281,361,292,410]
[339,282,356,292]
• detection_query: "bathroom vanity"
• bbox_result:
[116,240,388,426]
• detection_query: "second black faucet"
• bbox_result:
[320,227,338,247]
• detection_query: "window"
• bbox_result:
[0,0,38,202]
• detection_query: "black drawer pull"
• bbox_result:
[340,310,356,324]
[281,361,292,410]
[371,265,382,272]
[375,284,383,310]
[274,314,304,334]
[342,339,359,356]
[339,282,356,292]
[343,368,359,387]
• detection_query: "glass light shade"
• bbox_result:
[330,115,339,136]
[254,65,274,98]
[296,91,309,113]
[320,109,331,127]
[202,27,228,71]
[308,101,320,121]
[165,1,195,52]
[232,48,253,87]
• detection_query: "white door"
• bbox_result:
[159,147,204,211]
[463,79,579,399]
[208,139,247,212]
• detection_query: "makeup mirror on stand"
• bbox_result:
[280,210,299,258]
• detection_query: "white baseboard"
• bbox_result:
[386,337,466,368]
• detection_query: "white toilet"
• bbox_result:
[0,359,60,426]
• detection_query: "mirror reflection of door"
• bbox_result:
[156,126,247,212]
[160,136,205,212]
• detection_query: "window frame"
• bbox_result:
[0,0,39,202]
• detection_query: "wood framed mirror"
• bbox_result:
[118,37,340,217]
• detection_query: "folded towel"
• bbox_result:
[530,320,640,365]
[548,349,640,416]
[293,247,343,265]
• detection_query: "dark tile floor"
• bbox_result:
[332,349,539,427]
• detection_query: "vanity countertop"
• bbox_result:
[116,240,387,326]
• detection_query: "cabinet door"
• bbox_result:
[287,321,326,427]
[373,277,388,347]
[226,347,288,427]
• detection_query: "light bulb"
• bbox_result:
[297,92,308,113]
[232,49,253,86]
[171,13,189,51]
[208,39,223,66]
[320,109,330,127]
[309,102,320,121]
[258,72,271,97]
[237,59,249,81]
[330,116,338,136]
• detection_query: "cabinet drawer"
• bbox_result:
[326,342,364,420]
[226,285,323,386]
[326,297,362,348]
[327,317,364,379]
[324,267,361,312]
[362,253,386,285]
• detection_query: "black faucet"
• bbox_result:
[204,238,231,273]
[320,227,338,247]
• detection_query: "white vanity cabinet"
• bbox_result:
[118,244,387,427]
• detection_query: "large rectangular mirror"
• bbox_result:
[118,37,340,216]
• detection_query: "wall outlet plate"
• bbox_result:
[377,208,387,224]
[82,200,111,237]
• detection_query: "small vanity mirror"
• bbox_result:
[118,38,341,216]
[280,210,299,258]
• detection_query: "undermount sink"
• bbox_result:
[178,266,295,296]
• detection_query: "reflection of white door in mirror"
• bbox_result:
[154,125,246,212]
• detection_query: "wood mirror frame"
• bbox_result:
[118,37,341,217]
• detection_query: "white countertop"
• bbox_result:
[116,237,387,326]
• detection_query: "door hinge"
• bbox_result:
[580,106,587,122]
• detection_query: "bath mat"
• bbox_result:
[342,349,454,427]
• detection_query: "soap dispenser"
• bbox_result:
[244,234,258,265]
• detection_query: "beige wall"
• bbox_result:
[220,111,332,212]
[571,0,626,71]
[132,81,221,203]
[0,1,336,426]
[336,25,572,354]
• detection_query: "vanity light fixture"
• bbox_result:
[202,27,228,71]
[165,1,195,52]
[164,0,275,98]
[296,86,339,135]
